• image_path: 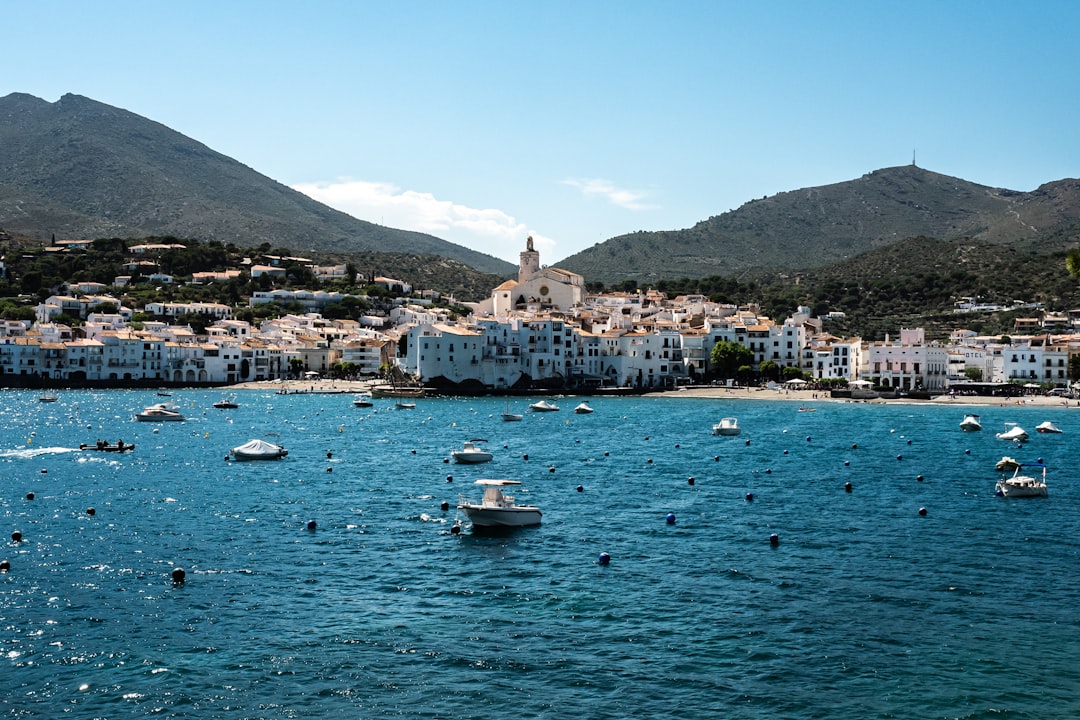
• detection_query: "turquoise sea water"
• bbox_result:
[2,389,1079,719]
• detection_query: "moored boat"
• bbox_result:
[213,399,239,409]
[712,417,741,436]
[451,440,493,464]
[959,413,982,431]
[528,400,559,412]
[573,401,594,414]
[230,438,288,461]
[458,479,542,528]
[995,423,1028,442]
[1036,420,1063,434]
[352,394,374,407]
[996,462,1048,498]
[136,403,185,422]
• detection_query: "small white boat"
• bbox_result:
[451,440,494,464]
[528,400,559,412]
[1036,421,1063,434]
[573,401,594,414]
[996,462,1048,498]
[395,401,417,409]
[500,399,523,421]
[230,438,288,461]
[136,403,185,422]
[995,423,1028,442]
[352,394,374,408]
[213,399,239,409]
[959,413,982,431]
[712,417,741,436]
[458,479,542,528]
[39,393,58,403]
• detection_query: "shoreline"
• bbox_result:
[221,379,1080,409]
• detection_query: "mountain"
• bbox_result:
[559,165,1080,284]
[0,92,515,276]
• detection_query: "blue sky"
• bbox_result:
[5,1,1079,264]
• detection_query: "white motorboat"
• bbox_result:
[573,401,594,414]
[353,394,374,407]
[995,423,1028,442]
[230,438,288,461]
[996,462,1048,498]
[528,400,559,412]
[135,402,185,422]
[712,417,741,436]
[458,479,542,528]
[451,440,493,464]
[959,413,982,431]
[395,401,417,409]
[1036,421,1063,434]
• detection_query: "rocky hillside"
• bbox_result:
[0,93,515,277]
[560,165,1080,284]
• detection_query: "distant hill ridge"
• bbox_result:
[559,165,1080,284]
[0,92,515,276]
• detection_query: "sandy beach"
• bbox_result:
[228,378,1079,409]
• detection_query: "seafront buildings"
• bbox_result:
[2,237,1079,390]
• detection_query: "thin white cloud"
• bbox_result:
[562,178,656,211]
[292,179,555,263]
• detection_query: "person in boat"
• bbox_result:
[97,439,105,450]
[116,439,124,450]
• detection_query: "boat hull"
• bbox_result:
[136,414,185,422]
[452,452,493,464]
[996,480,1048,498]
[232,451,288,461]
[460,505,542,527]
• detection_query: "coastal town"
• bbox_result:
[2,237,1078,396]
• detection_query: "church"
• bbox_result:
[472,236,586,316]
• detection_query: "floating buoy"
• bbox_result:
[769,533,779,546]
[443,458,449,464]
[806,436,812,442]
[897,455,903,461]
[11,531,22,543]
[647,458,653,464]
[604,451,609,457]
[918,507,927,516]
[40,469,46,474]
[549,466,556,473]
[765,468,772,474]
[917,475,924,482]
[674,443,680,449]
[411,449,416,454]
[576,485,583,493]
[783,450,789,455]
[224,455,229,461]
[666,512,676,525]
[597,552,611,565]
[446,475,453,483]
[745,439,750,446]
[852,443,857,450]
[906,439,912,445]
[86,507,95,516]
[450,523,461,535]
[204,432,209,439]
[844,482,852,493]
[326,451,333,459]
[523,454,529,461]
[687,476,695,486]
[339,426,343,433]
[306,520,317,530]
[844,460,850,466]
[0,560,10,572]
[440,501,449,511]
[171,567,186,585]
[644,436,649,441]
[745,493,753,502]
[326,467,333,473]
[965,449,971,455]
[714,456,720,462]
[25,492,34,501]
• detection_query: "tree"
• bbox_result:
[964,367,983,381]
[759,359,780,382]
[710,340,754,379]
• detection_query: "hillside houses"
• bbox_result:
[2,236,1079,391]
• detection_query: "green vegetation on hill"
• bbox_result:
[0,93,515,277]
